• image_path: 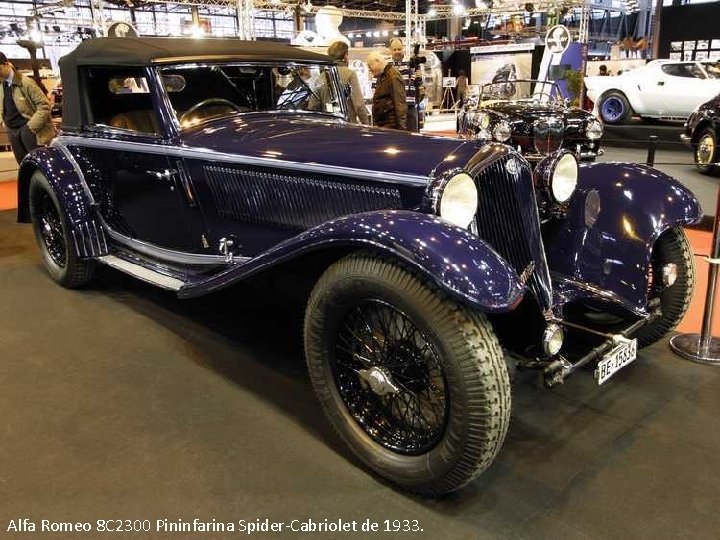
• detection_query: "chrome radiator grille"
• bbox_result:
[473,155,552,309]
[204,166,401,229]
[533,118,563,155]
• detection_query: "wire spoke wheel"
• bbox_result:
[29,170,95,288]
[636,227,695,348]
[696,131,716,168]
[333,300,448,455]
[305,252,511,495]
[36,190,67,267]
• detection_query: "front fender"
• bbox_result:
[180,210,524,314]
[18,146,108,259]
[546,162,702,313]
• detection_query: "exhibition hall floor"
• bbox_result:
[2,211,720,538]
[2,134,720,538]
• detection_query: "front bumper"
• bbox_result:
[524,147,604,162]
[542,304,660,387]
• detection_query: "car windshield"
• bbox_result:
[703,62,720,79]
[159,63,345,129]
[480,80,564,105]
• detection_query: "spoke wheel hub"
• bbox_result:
[37,193,66,267]
[697,135,714,165]
[359,367,400,396]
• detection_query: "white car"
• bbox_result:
[585,60,720,124]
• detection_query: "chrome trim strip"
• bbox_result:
[55,135,430,187]
[104,224,251,266]
[98,255,185,291]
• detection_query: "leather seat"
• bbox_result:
[109,110,160,134]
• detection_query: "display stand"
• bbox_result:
[440,76,457,112]
[670,187,720,365]
[440,86,456,112]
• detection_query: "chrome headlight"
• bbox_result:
[474,111,491,129]
[549,152,578,203]
[492,120,512,142]
[586,119,603,140]
[439,172,478,229]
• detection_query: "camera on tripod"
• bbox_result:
[408,44,426,71]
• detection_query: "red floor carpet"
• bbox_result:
[1,178,715,335]
[0,180,17,211]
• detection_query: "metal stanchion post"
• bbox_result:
[670,186,720,364]
[646,134,657,167]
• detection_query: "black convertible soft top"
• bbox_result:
[58,37,332,130]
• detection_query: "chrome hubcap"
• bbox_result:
[662,263,678,287]
[358,367,400,396]
[697,134,715,165]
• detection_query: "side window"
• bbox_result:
[83,66,161,135]
[660,63,705,79]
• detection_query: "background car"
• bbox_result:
[586,59,720,125]
[682,93,720,175]
[457,79,604,162]
[17,37,701,497]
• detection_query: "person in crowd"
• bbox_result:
[327,41,370,125]
[598,64,611,76]
[276,66,317,110]
[388,37,424,132]
[0,52,55,164]
[366,50,407,130]
[456,70,469,106]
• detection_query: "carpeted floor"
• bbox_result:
[2,209,720,539]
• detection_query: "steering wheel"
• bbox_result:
[179,98,244,125]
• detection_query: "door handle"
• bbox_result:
[657,81,665,86]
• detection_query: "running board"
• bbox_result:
[98,255,185,291]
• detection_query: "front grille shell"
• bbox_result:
[533,118,564,156]
[470,149,552,311]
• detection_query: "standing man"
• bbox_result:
[327,41,370,125]
[456,70,469,106]
[0,52,55,164]
[388,37,424,132]
[366,51,407,130]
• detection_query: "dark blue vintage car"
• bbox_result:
[18,38,701,496]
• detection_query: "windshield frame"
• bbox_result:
[154,60,347,136]
[479,79,565,105]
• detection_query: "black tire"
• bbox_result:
[304,252,511,496]
[29,170,95,288]
[599,91,632,125]
[636,227,695,348]
[694,126,718,175]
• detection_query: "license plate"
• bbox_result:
[594,337,638,385]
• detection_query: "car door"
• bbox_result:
[650,63,708,118]
[74,66,201,252]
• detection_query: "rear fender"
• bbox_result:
[18,146,108,259]
[545,162,702,313]
[180,210,525,314]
